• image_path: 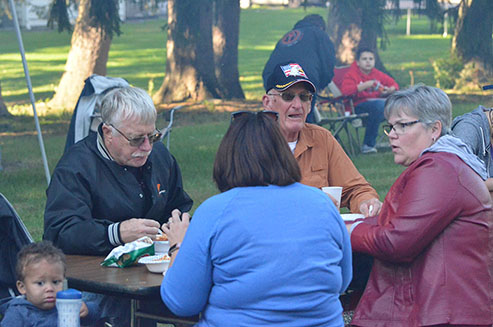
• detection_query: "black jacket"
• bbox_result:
[262,18,336,91]
[43,131,193,256]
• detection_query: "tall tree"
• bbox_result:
[48,0,121,110]
[327,0,395,75]
[153,0,220,103]
[212,0,244,99]
[452,0,493,87]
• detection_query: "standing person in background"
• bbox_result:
[161,110,352,327]
[341,47,399,154]
[262,14,336,123]
[452,84,493,200]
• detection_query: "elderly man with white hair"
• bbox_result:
[44,86,192,327]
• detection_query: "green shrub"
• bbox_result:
[453,60,491,92]
[432,54,464,89]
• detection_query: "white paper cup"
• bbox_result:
[322,186,343,210]
[154,240,170,254]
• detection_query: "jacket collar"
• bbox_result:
[422,134,487,180]
[294,124,315,158]
[96,124,114,161]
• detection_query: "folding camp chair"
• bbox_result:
[159,105,183,150]
[0,193,33,316]
[64,74,130,153]
[314,66,368,157]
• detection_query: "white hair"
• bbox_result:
[100,86,157,128]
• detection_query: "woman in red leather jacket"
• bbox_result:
[347,85,493,327]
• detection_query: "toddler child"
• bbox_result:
[0,241,99,326]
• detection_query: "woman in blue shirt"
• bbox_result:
[161,110,352,327]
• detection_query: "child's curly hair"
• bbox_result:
[16,240,66,282]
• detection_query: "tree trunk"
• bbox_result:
[452,0,493,88]
[213,0,244,99]
[0,81,11,117]
[288,0,302,8]
[49,0,111,110]
[153,0,220,104]
[327,0,390,75]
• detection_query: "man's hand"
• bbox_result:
[161,209,190,246]
[119,218,161,244]
[325,193,340,210]
[359,198,382,217]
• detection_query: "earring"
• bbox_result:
[432,137,436,143]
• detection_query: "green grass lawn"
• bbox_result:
[1,8,492,241]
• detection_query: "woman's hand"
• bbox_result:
[161,209,191,246]
[359,198,382,217]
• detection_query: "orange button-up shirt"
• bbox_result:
[294,124,379,213]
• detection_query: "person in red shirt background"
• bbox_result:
[341,47,399,153]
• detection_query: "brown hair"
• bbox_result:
[213,112,301,192]
[16,241,66,282]
[356,47,375,60]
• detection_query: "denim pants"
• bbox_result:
[355,99,386,148]
[82,293,157,327]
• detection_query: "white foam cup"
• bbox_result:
[321,186,343,210]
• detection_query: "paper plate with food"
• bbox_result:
[138,253,171,273]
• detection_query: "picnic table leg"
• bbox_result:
[131,299,137,327]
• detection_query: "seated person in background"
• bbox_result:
[262,61,382,217]
[1,241,99,327]
[43,86,193,327]
[341,47,399,154]
[262,14,336,123]
[347,85,492,327]
[161,110,352,326]
[452,92,493,199]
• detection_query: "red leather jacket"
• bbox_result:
[351,152,493,327]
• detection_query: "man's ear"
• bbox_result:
[101,124,113,141]
[16,280,26,295]
[262,94,272,110]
